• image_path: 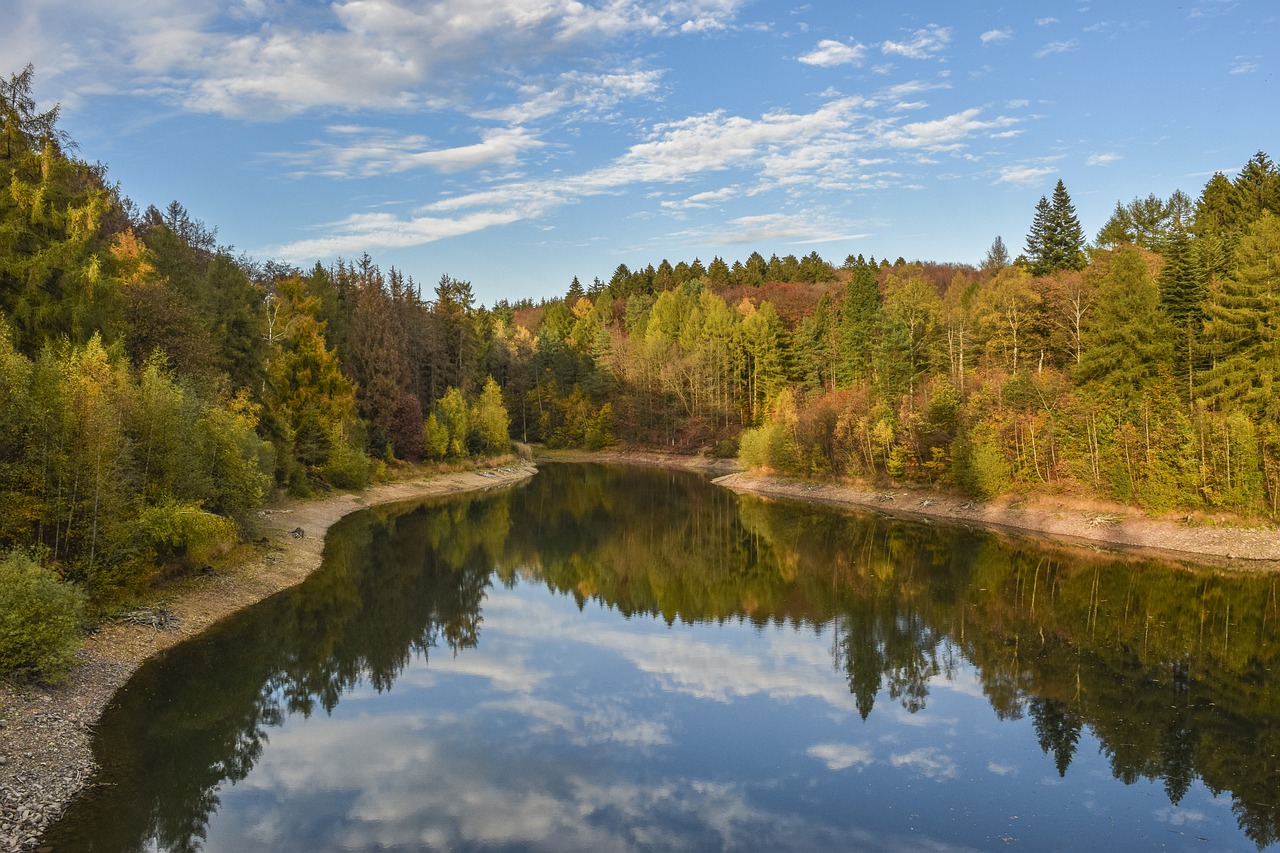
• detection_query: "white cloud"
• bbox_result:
[808,742,875,771]
[1086,152,1122,166]
[279,125,546,178]
[1229,56,1260,74]
[1035,40,1079,59]
[996,164,1056,185]
[882,79,952,98]
[798,39,867,67]
[890,747,958,781]
[980,28,1012,44]
[1035,16,1060,26]
[881,24,951,60]
[1005,98,1030,108]
[17,0,745,118]
[882,108,1020,150]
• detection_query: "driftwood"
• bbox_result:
[116,606,181,632]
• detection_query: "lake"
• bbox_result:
[44,463,1280,851]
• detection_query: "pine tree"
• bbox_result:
[1025,197,1051,275]
[1158,227,1207,398]
[981,235,1009,272]
[1046,179,1087,272]
[1198,213,1280,420]
[1075,246,1173,400]
[1026,181,1086,275]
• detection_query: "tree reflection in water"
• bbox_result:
[45,463,1280,851]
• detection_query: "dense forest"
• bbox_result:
[2,62,1280,680]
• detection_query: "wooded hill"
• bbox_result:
[2,63,1279,679]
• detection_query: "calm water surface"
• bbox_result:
[45,463,1280,851]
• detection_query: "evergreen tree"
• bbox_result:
[1158,227,1207,397]
[981,235,1009,272]
[836,259,880,386]
[1198,213,1280,420]
[1025,197,1051,275]
[1027,181,1086,275]
[1076,246,1173,400]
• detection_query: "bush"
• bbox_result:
[0,551,85,684]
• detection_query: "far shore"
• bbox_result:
[537,448,1280,568]
[0,460,537,852]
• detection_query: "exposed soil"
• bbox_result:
[543,447,1280,568]
[716,473,1280,569]
[0,462,536,852]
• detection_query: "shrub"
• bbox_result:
[0,551,85,684]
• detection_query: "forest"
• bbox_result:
[2,61,1280,681]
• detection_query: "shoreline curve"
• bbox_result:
[0,462,537,851]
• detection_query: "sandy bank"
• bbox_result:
[0,462,536,852]
[715,471,1280,569]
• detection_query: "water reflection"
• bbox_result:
[45,463,1280,851]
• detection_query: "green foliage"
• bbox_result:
[0,550,84,683]
[957,426,1011,499]
[469,377,511,454]
[1026,180,1086,276]
[436,387,470,458]
[1075,246,1174,400]
[135,499,236,566]
[320,433,372,490]
[423,413,449,461]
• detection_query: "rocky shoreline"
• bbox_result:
[0,462,537,852]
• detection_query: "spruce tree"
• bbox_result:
[1046,179,1087,272]
[1198,213,1280,420]
[1025,197,1051,275]
[1158,227,1207,397]
[1026,181,1086,275]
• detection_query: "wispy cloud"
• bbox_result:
[16,0,747,118]
[1086,152,1122,166]
[881,24,951,60]
[1035,16,1060,26]
[1035,40,1079,59]
[980,28,1012,45]
[996,164,1056,185]
[1229,56,1260,74]
[808,742,875,771]
[890,748,958,781]
[278,125,547,178]
[798,39,866,67]
[882,108,1020,150]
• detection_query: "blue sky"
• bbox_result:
[9,1,1277,304]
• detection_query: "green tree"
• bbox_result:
[1199,214,1280,420]
[1076,246,1174,402]
[0,550,84,683]
[1027,181,1086,276]
[470,377,511,454]
[1095,191,1193,252]
[1158,227,1208,398]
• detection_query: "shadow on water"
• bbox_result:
[45,462,1280,851]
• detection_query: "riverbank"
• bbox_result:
[716,472,1280,568]
[0,462,537,852]
[540,447,1280,567]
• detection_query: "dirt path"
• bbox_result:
[0,462,536,852]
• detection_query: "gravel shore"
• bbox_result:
[0,463,536,852]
